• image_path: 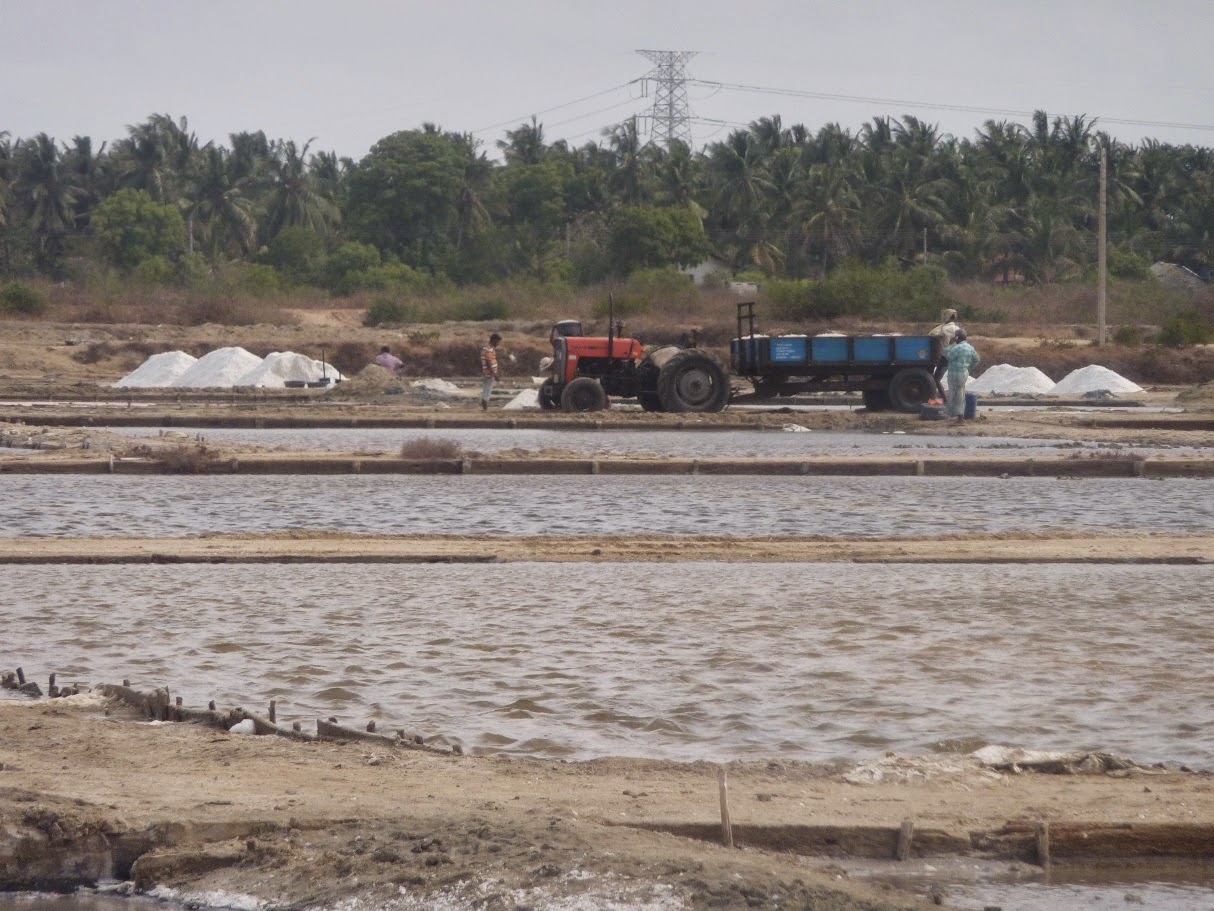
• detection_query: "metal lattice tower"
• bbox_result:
[636,50,697,146]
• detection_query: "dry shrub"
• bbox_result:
[399,438,463,459]
[330,341,377,377]
[324,365,401,399]
[124,442,217,473]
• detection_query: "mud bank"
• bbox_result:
[1,531,1211,564]
[2,698,1212,910]
[4,453,1214,477]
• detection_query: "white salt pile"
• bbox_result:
[1049,365,1144,396]
[968,364,1056,396]
[114,351,197,388]
[411,378,467,396]
[172,347,264,388]
[502,389,540,410]
[237,351,344,388]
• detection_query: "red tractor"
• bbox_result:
[538,317,730,413]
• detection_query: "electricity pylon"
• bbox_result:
[636,50,697,146]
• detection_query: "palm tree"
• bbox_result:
[187,146,257,259]
[262,139,340,241]
[604,116,652,205]
[12,133,79,266]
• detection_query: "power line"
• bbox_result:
[469,81,639,136]
[691,78,1214,134]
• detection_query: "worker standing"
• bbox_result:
[942,329,980,420]
[479,333,502,411]
[929,308,961,398]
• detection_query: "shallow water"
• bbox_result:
[3,475,1213,539]
[101,425,1201,458]
[5,562,1212,766]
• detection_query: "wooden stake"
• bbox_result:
[367,721,377,733]
[896,818,915,861]
[269,700,276,724]
[1036,820,1051,868]
[717,767,734,848]
[208,700,217,712]
[16,667,24,685]
[292,722,302,733]
[123,679,130,687]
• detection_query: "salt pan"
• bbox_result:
[114,351,197,388]
[172,347,265,388]
[1049,365,1143,397]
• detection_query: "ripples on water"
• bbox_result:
[5,563,1212,766]
[3,475,1213,538]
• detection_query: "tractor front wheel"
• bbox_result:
[656,350,730,413]
[560,376,607,412]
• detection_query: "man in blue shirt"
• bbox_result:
[943,329,980,419]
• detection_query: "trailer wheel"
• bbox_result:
[862,390,891,412]
[560,377,607,412]
[888,368,936,413]
[656,350,730,413]
[538,378,559,410]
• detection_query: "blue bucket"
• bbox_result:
[964,392,979,420]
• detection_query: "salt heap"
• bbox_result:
[237,351,344,388]
[1049,365,1143,397]
[114,351,197,388]
[502,389,540,410]
[968,364,1056,396]
[172,347,264,388]
[411,378,467,397]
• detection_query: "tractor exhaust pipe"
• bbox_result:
[607,290,615,367]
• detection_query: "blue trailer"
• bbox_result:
[730,302,941,412]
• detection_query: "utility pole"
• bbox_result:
[636,50,697,146]
[923,228,928,265]
[1097,147,1108,346]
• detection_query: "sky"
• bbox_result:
[3,0,1213,161]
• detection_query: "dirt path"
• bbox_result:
[2,698,1211,910]
[1,531,1211,564]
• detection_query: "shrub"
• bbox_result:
[1,282,46,315]
[1158,310,1214,347]
[1113,325,1145,347]
[765,263,953,322]
[400,438,463,459]
[235,263,282,297]
[1108,250,1152,281]
[453,298,509,321]
[131,256,173,285]
[363,297,413,327]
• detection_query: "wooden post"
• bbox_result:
[292,722,302,732]
[717,767,734,848]
[367,720,377,733]
[208,700,217,712]
[896,818,915,861]
[48,674,57,698]
[269,700,276,724]
[15,668,24,685]
[1036,820,1051,868]
[1097,148,1108,346]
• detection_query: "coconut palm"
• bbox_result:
[12,133,79,265]
[187,146,257,258]
[262,139,340,241]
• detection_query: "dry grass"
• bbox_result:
[123,442,218,473]
[399,438,463,459]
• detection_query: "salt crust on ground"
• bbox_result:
[1049,364,1144,396]
[113,351,197,388]
[171,347,265,388]
[411,378,467,396]
[318,878,687,911]
[148,886,267,910]
[968,364,1056,396]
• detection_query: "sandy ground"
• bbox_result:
[2,698,1212,910]
[1,531,1211,564]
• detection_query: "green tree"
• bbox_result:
[91,188,186,271]
[606,205,710,275]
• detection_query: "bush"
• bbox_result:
[1113,325,1146,347]
[1158,310,1214,347]
[235,263,282,297]
[1,282,46,315]
[765,263,953,322]
[1108,250,1152,281]
[363,297,414,327]
[131,256,174,286]
[453,298,509,321]
[400,438,464,459]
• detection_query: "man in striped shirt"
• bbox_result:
[480,333,501,411]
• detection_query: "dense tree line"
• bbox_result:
[1,110,1211,294]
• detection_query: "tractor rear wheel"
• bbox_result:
[560,376,607,412]
[656,350,730,413]
[538,378,559,410]
[888,368,936,413]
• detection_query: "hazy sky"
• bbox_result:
[4,0,1213,160]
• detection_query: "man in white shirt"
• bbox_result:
[929,309,960,397]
